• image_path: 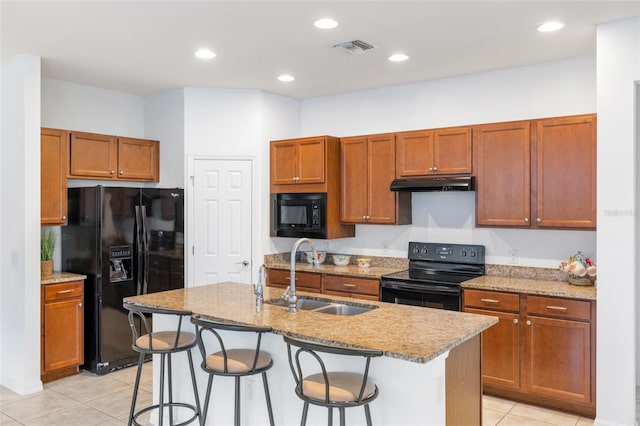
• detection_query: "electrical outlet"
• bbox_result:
[508,248,519,264]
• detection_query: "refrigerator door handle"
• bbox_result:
[134,205,143,296]
[141,205,149,295]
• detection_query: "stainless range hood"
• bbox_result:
[389,176,475,192]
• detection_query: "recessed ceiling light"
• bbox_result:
[194,49,216,59]
[278,74,295,82]
[537,21,564,32]
[314,18,338,29]
[388,53,409,62]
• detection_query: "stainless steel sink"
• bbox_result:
[313,304,376,316]
[265,296,332,310]
[265,296,377,316]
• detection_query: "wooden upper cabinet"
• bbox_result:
[69,131,159,182]
[475,114,596,230]
[534,115,596,229]
[117,137,159,181]
[69,131,117,179]
[396,127,472,177]
[341,134,410,224]
[270,137,325,186]
[475,121,531,227]
[41,128,69,226]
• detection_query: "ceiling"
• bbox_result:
[2,1,639,100]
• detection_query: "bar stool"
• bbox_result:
[283,334,383,426]
[190,315,275,426]
[123,302,201,426]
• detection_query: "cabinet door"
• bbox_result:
[43,298,84,372]
[534,115,596,229]
[475,121,531,227]
[367,134,397,223]
[396,130,434,177]
[340,137,369,223]
[465,307,520,390]
[270,140,298,185]
[297,137,326,184]
[41,128,68,225]
[434,127,472,174]
[524,315,592,405]
[69,132,118,179]
[117,138,159,181]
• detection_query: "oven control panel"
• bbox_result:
[408,242,485,264]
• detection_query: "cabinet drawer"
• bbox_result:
[323,275,379,297]
[44,281,83,302]
[464,289,519,312]
[267,269,321,290]
[526,296,591,321]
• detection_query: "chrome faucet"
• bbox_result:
[288,238,320,312]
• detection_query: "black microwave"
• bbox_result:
[271,193,327,239]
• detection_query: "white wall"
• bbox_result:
[596,17,640,426]
[298,57,597,267]
[143,88,185,188]
[0,55,43,394]
[42,78,144,137]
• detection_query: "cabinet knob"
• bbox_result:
[513,318,519,324]
[536,217,542,223]
[119,170,124,175]
[62,215,67,220]
[110,170,115,174]
[428,167,434,171]
[78,303,83,308]
[526,320,531,326]
[432,166,438,171]
[524,217,529,223]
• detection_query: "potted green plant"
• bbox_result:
[41,229,56,277]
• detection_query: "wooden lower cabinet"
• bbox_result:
[41,280,84,382]
[323,274,379,301]
[463,289,595,417]
[266,268,322,294]
[266,268,380,301]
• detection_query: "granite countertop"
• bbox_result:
[124,282,497,364]
[41,272,87,285]
[462,275,596,301]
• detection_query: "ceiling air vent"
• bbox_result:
[331,39,377,55]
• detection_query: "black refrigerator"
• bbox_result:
[61,186,184,375]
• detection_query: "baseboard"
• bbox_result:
[0,374,43,395]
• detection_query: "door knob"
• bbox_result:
[236,260,250,267]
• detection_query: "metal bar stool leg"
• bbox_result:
[158,354,166,426]
[261,371,275,426]
[186,349,202,426]
[128,352,145,426]
[339,407,346,426]
[167,354,174,426]
[364,404,373,426]
[202,375,214,424]
[234,376,241,426]
[328,407,333,426]
[300,402,309,426]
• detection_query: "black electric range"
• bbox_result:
[381,241,485,311]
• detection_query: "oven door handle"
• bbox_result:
[381,281,460,294]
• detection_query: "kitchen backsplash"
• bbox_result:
[265,253,567,282]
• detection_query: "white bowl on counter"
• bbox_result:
[304,251,326,264]
[332,254,351,266]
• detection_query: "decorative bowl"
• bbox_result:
[304,251,326,264]
[332,254,351,266]
[356,257,371,268]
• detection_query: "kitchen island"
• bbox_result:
[124,282,497,425]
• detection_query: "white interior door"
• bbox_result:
[191,158,252,286]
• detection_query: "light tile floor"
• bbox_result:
[0,365,598,426]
